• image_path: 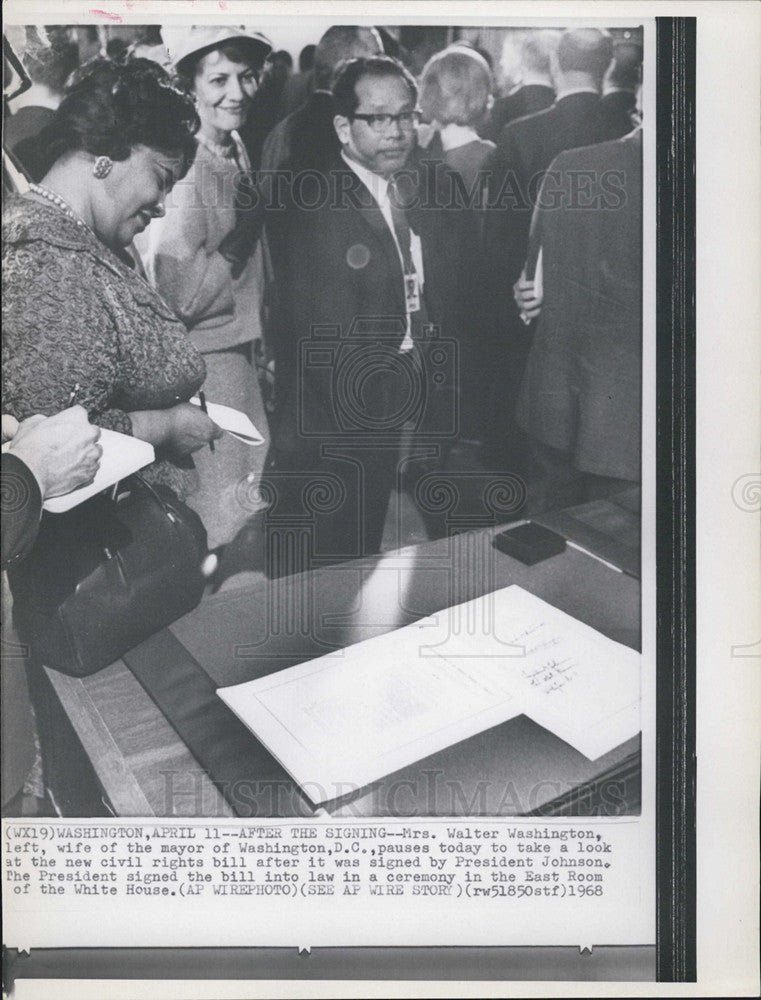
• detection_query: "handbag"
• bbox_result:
[9,475,208,677]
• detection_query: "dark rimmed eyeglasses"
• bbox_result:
[350,110,422,133]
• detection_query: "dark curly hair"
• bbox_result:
[36,58,199,177]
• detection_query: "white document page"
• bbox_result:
[217,586,640,803]
[40,428,155,513]
[189,396,265,445]
[453,586,641,760]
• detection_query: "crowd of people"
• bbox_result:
[2,22,643,812]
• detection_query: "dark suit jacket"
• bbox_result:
[261,91,343,292]
[260,90,339,174]
[486,92,634,292]
[5,106,56,183]
[1,453,41,806]
[600,90,638,137]
[483,84,555,141]
[516,130,642,480]
[1,453,42,569]
[271,156,478,454]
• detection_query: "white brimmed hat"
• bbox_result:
[161,25,272,73]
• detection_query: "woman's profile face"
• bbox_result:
[193,49,258,139]
[92,144,183,249]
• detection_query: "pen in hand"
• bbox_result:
[67,383,81,407]
[199,389,215,452]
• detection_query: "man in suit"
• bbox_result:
[266,56,473,566]
[600,41,642,136]
[515,129,643,512]
[483,30,559,142]
[482,27,628,470]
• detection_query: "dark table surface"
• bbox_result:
[46,496,642,818]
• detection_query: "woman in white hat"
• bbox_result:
[138,26,272,560]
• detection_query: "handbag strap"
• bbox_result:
[128,473,174,518]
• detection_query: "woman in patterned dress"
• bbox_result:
[3,58,220,498]
[2,58,221,812]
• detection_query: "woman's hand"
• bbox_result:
[130,404,222,455]
[164,403,223,455]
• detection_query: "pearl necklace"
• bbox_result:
[28,183,94,235]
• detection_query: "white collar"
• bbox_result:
[555,86,599,101]
[341,150,390,204]
[603,86,636,97]
[438,123,481,152]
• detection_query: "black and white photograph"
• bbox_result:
[0,1,758,996]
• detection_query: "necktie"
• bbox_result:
[387,175,415,274]
[388,176,431,339]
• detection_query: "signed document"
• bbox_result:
[218,586,641,803]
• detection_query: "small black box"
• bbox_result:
[492,522,566,565]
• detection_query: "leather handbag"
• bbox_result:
[9,476,208,677]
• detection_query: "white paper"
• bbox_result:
[41,428,155,513]
[218,586,641,802]
[189,396,265,445]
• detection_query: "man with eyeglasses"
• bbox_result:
[266,55,477,570]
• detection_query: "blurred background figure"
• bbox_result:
[71,25,103,66]
[375,26,403,61]
[417,45,498,449]
[482,28,629,473]
[484,29,560,140]
[105,36,129,65]
[240,49,293,166]
[601,40,643,134]
[140,26,271,559]
[516,129,643,513]
[276,41,315,119]
[398,25,449,76]
[298,42,316,72]
[4,26,79,180]
[126,25,171,70]
[419,44,495,190]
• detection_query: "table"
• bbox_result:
[43,501,641,818]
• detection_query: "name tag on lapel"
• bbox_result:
[404,271,421,313]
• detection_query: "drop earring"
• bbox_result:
[93,155,113,179]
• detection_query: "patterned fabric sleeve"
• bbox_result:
[2,240,133,433]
